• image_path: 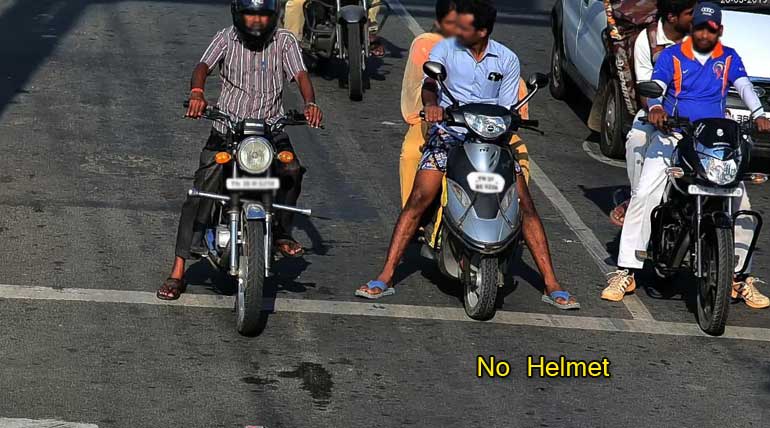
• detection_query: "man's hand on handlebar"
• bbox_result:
[304,102,323,129]
[755,116,770,133]
[648,106,669,132]
[186,93,208,119]
[423,105,444,123]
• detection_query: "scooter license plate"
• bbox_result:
[467,172,505,194]
[687,184,743,197]
[226,178,280,191]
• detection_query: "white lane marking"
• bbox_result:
[582,140,626,168]
[387,4,654,321]
[388,0,426,39]
[528,161,655,321]
[0,418,98,427]
[1,284,768,342]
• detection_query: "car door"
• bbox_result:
[561,0,582,63]
[573,0,607,93]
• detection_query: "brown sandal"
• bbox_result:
[609,200,630,227]
[157,278,186,301]
[276,239,305,258]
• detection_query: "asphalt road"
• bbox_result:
[1,0,769,427]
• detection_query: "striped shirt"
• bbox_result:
[200,27,307,133]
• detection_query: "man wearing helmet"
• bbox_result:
[157,0,323,300]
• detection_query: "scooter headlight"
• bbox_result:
[237,137,273,174]
[463,112,510,139]
[447,179,471,209]
[700,157,738,185]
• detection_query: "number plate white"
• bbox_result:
[226,178,280,190]
[467,172,505,194]
[687,184,743,197]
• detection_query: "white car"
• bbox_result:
[550,1,770,158]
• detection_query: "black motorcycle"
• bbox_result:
[300,0,390,101]
[183,102,313,336]
[638,81,767,336]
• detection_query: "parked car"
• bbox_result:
[550,1,770,159]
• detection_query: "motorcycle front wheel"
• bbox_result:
[236,219,266,336]
[463,256,499,321]
[696,226,733,336]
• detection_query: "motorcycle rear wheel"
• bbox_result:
[236,219,266,336]
[463,256,499,321]
[346,22,364,101]
[696,226,733,336]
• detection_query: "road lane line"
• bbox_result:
[389,1,654,321]
[1,284,768,342]
[0,418,98,427]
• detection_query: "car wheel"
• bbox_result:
[600,77,630,159]
[549,34,572,100]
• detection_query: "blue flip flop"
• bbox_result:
[541,290,581,310]
[355,280,396,300]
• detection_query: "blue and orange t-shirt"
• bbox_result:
[650,38,748,122]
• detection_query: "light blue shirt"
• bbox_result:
[427,37,521,109]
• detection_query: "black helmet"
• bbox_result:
[231,0,281,51]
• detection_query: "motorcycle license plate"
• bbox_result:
[727,108,770,123]
[687,184,743,197]
[467,172,505,194]
[226,178,280,191]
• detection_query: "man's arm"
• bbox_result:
[728,53,770,132]
[187,29,229,118]
[648,50,675,130]
[633,29,654,110]
[282,35,322,128]
[421,79,444,123]
[498,54,521,110]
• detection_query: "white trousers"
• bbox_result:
[626,110,655,195]
[617,131,756,273]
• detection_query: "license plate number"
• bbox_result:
[226,178,280,190]
[467,172,505,194]
[687,184,743,197]
[727,109,770,123]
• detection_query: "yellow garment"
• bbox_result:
[284,0,383,39]
[399,122,428,206]
[401,32,444,125]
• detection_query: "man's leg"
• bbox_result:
[731,186,769,308]
[516,172,577,305]
[399,123,426,207]
[611,110,653,225]
[604,132,676,301]
[284,0,306,40]
[273,132,305,256]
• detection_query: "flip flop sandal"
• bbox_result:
[157,278,186,301]
[542,291,581,310]
[355,280,395,300]
[276,239,305,258]
[609,200,630,227]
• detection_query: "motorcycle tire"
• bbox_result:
[463,256,499,321]
[346,22,364,102]
[236,219,266,336]
[696,226,733,336]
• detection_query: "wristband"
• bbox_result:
[190,88,204,94]
[305,102,319,108]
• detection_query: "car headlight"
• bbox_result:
[447,179,471,209]
[463,112,510,139]
[237,137,273,174]
[700,157,738,185]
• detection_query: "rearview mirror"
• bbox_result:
[423,61,448,82]
[637,81,664,99]
[528,73,549,90]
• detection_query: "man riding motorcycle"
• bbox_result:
[356,0,580,309]
[157,0,323,300]
[603,2,770,308]
[609,0,695,226]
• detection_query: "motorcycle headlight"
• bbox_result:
[700,157,738,185]
[237,137,273,174]
[463,112,510,139]
[447,179,471,209]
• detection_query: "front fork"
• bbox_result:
[228,194,241,276]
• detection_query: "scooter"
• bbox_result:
[420,61,548,320]
[638,81,767,336]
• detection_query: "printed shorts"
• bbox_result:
[418,125,523,176]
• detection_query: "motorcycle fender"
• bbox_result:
[244,203,266,220]
[338,5,366,24]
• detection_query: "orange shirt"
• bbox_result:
[400,32,530,124]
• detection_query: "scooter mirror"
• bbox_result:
[528,73,549,90]
[637,81,664,98]
[423,61,448,82]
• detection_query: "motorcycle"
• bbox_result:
[183,102,314,336]
[419,61,549,321]
[299,0,390,101]
[637,81,767,336]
